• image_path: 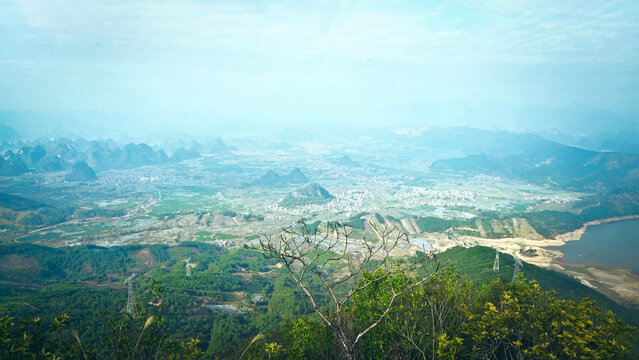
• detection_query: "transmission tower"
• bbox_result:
[493,251,500,271]
[124,273,136,315]
[185,257,192,278]
[511,257,522,283]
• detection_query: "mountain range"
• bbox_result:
[252,168,309,186]
[377,127,639,192]
[0,137,207,176]
[429,134,639,192]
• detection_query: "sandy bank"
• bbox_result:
[395,216,639,308]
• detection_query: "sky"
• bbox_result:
[0,0,638,136]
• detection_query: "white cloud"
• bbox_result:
[6,0,638,65]
[1,0,638,118]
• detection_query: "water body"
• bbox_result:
[558,218,639,274]
[409,238,434,252]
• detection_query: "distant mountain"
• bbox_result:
[573,131,639,155]
[379,102,639,139]
[373,126,639,192]
[431,142,639,192]
[120,143,168,167]
[253,168,309,186]
[39,156,65,172]
[404,127,565,157]
[330,155,360,167]
[171,147,201,162]
[157,138,234,154]
[286,168,308,183]
[67,161,97,181]
[0,137,186,175]
[19,145,47,166]
[0,135,232,176]
[253,170,281,186]
[0,124,19,142]
[206,138,235,153]
[576,188,639,221]
[279,183,334,208]
[0,150,29,176]
[531,129,639,155]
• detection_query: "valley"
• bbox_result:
[3,2,639,357]
[2,128,639,314]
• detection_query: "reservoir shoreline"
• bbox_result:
[554,214,639,246]
[544,216,639,307]
[552,216,639,272]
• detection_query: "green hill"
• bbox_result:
[279,183,334,208]
[429,246,639,330]
[66,161,97,181]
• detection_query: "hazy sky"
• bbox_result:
[1,0,638,134]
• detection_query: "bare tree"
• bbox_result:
[252,219,441,360]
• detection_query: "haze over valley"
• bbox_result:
[3,123,639,305]
[1,1,639,358]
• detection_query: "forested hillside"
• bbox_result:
[1,243,636,359]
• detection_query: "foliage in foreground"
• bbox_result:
[0,281,203,360]
[244,271,635,360]
[1,273,634,359]
[0,241,636,359]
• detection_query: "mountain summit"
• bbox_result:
[253,168,309,186]
[67,161,97,181]
[279,183,334,208]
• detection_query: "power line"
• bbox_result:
[9,249,524,303]
[123,273,136,315]
[458,264,515,281]
[161,259,518,297]
[511,256,523,283]
[185,257,192,278]
[159,284,335,297]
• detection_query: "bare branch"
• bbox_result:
[251,218,441,359]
